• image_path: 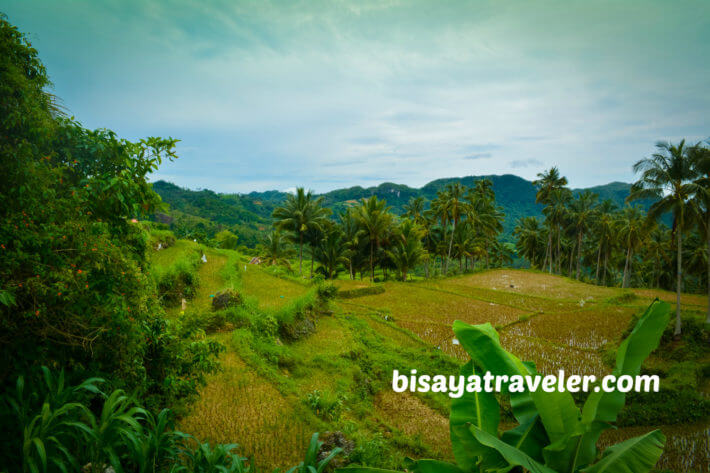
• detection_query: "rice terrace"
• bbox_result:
[2,3,710,473]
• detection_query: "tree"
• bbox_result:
[0,16,220,408]
[387,219,426,281]
[689,140,710,325]
[259,230,295,267]
[272,188,330,277]
[592,200,617,285]
[338,209,364,280]
[443,183,467,274]
[533,168,569,273]
[542,187,572,274]
[514,216,544,268]
[568,191,598,280]
[313,224,348,279]
[355,196,393,281]
[616,206,653,288]
[214,229,238,250]
[629,140,699,336]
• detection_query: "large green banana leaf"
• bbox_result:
[578,300,670,467]
[470,426,558,473]
[579,430,665,473]
[453,321,582,469]
[450,360,501,470]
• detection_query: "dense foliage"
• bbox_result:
[0,16,220,411]
[515,155,710,333]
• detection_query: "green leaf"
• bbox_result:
[450,360,500,470]
[579,300,670,466]
[470,426,557,473]
[500,414,548,462]
[453,321,581,444]
[410,459,467,473]
[335,468,400,473]
[580,430,665,473]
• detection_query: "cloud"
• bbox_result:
[463,153,493,160]
[4,0,710,192]
[509,158,543,169]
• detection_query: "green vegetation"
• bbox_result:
[1,14,707,473]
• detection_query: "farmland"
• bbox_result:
[150,243,709,472]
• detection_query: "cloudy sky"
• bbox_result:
[4,0,709,193]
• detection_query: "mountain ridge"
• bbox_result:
[151,175,636,246]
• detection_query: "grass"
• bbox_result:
[152,238,709,472]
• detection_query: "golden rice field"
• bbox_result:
[354,282,526,328]
[178,348,312,470]
[375,391,452,458]
[158,248,707,473]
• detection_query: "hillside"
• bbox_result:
[152,175,637,245]
[149,239,709,472]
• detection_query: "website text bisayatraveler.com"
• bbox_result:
[392,369,659,398]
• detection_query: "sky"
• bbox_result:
[3,0,709,193]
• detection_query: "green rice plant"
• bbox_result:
[338,300,671,473]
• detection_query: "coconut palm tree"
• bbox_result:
[403,196,427,224]
[533,167,569,273]
[591,200,617,284]
[616,206,653,289]
[689,140,710,324]
[339,209,364,280]
[314,224,348,279]
[355,196,393,281]
[443,183,468,274]
[259,230,295,268]
[272,188,330,276]
[629,140,699,335]
[568,191,598,279]
[542,187,572,274]
[514,216,544,268]
[387,219,426,281]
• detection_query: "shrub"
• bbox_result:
[337,286,386,299]
[153,252,201,306]
[305,390,347,422]
[149,229,177,250]
[212,289,243,310]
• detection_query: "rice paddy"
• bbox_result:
[153,244,708,472]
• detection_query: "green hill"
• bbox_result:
[152,176,637,246]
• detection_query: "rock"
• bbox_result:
[211,289,242,310]
[279,316,316,342]
[318,431,355,470]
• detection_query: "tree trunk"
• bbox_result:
[595,241,602,284]
[706,211,710,325]
[545,229,552,273]
[370,240,375,281]
[622,245,632,288]
[299,233,303,276]
[603,250,608,286]
[445,220,456,274]
[310,246,314,279]
[674,223,682,337]
[576,231,583,280]
[556,226,561,274]
[568,243,574,277]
